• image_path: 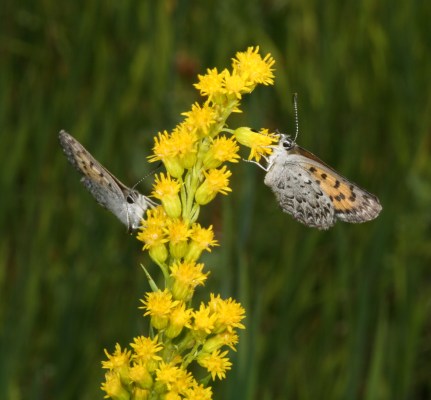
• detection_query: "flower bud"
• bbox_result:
[132,388,150,400]
[129,364,153,390]
[151,315,169,330]
[164,158,184,178]
[195,181,217,205]
[102,371,131,400]
[169,241,189,260]
[184,242,203,262]
[201,334,225,354]
[149,244,168,264]
[161,195,182,219]
[232,127,256,147]
[171,279,194,302]
[180,153,197,169]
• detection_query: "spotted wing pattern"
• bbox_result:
[264,136,382,230]
[59,130,152,230]
[264,158,336,229]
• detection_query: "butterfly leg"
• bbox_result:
[242,154,272,171]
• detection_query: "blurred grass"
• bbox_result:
[1,0,431,399]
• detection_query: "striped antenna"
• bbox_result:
[292,93,299,143]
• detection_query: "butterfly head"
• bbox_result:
[124,190,157,232]
[269,133,297,158]
[279,134,296,151]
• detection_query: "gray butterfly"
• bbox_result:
[59,130,155,231]
[262,134,382,230]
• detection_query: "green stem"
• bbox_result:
[182,342,201,368]
[182,161,202,220]
[155,260,169,283]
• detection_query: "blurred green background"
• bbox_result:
[1,1,430,399]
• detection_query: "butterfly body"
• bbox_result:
[59,130,154,231]
[264,134,382,230]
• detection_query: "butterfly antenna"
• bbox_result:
[132,162,163,190]
[293,93,299,143]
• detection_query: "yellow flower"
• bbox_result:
[152,173,181,200]
[102,343,131,371]
[102,344,132,387]
[148,131,173,161]
[130,336,163,372]
[144,206,168,226]
[165,219,191,259]
[155,361,193,394]
[192,303,217,337]
[202,136,240,169]
[232,46,275,87]
[195,166,232,205]
[223,70,250,100]
[209,294,246,333]
[170,124,199,168]
[197,350,232,381]
[202,331,239,354]
[152,173,182,218]
[233,127,278,161]
[154,362,180,392]
[185,223,218,262]
[101,371,130,400]
[194,67,226,100]
[170,261,209,301]
[148,131,184,178]
[129,361,153,390]
[164,391,181,400]
[219,330,239,351]
[140,289,179,330]
[185,382,213,400]
[137,223,167,250]
[181,103,217,138]
[137,223,168,264]
[166,302,193,339]
[137,207,170,262]
[137,224,165,249]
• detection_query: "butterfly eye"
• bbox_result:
[282,139,294,150]
[126,194,135,204]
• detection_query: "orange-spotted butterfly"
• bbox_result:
[263,134,382,229]
[59,130,155,231]
[261,95,381,229]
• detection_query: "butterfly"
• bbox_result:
[262,133,382,230]
[58,130,155,231]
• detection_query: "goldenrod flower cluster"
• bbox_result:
[101,46,276,400]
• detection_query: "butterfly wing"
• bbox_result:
[264,144,382,230]
[264,156,336,229]
[292,146,382,224]
[59,130,149,229]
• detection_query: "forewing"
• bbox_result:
[284,148,382,225]
[59,131,125,207]
[264,159,336,229]
[292,147,382,224]
[59,130,147,228]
